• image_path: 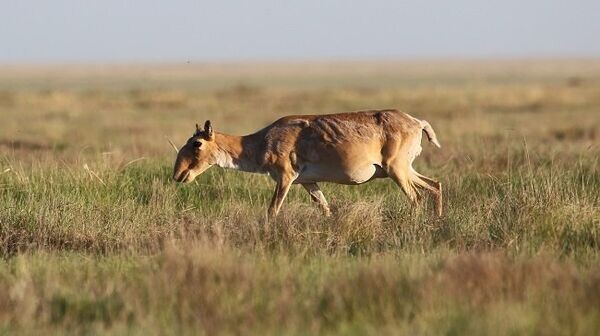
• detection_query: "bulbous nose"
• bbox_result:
[172,154,187,182]
[173,170,190,183]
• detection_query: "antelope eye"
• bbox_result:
[193,140,202,148]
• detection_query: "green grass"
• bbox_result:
[0,60,598,334]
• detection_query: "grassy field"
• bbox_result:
[0,60,598,334]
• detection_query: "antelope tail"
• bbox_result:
[421,120,441,148]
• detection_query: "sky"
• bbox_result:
[1,0,599,63]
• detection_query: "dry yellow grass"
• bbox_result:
[0,60,598,334]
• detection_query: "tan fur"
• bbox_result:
[173,109,443,218]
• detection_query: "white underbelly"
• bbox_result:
[295,163,383,185]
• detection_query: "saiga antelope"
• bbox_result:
[173,109,442,218]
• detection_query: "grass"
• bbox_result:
[0,60,599,334]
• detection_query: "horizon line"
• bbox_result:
[1,54,600,67]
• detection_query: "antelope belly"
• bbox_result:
[296,163,379,185]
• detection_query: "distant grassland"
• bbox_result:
[0,60,598,334]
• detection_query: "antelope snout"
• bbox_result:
[173,170,191,183]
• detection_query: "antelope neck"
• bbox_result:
[213,133,262,173]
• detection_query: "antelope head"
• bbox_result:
[173,120,218,183]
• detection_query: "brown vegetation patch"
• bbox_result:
[130,90,189,109]
[0,90,15,107]
[216,84,264,99]
[552,126,597,141]
[0,139,54,152]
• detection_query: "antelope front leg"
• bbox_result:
[267,174,295,219]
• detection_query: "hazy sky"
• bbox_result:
[1,0,599,62]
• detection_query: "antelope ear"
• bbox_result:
[195,123,202,136]
[204,120,214,140]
